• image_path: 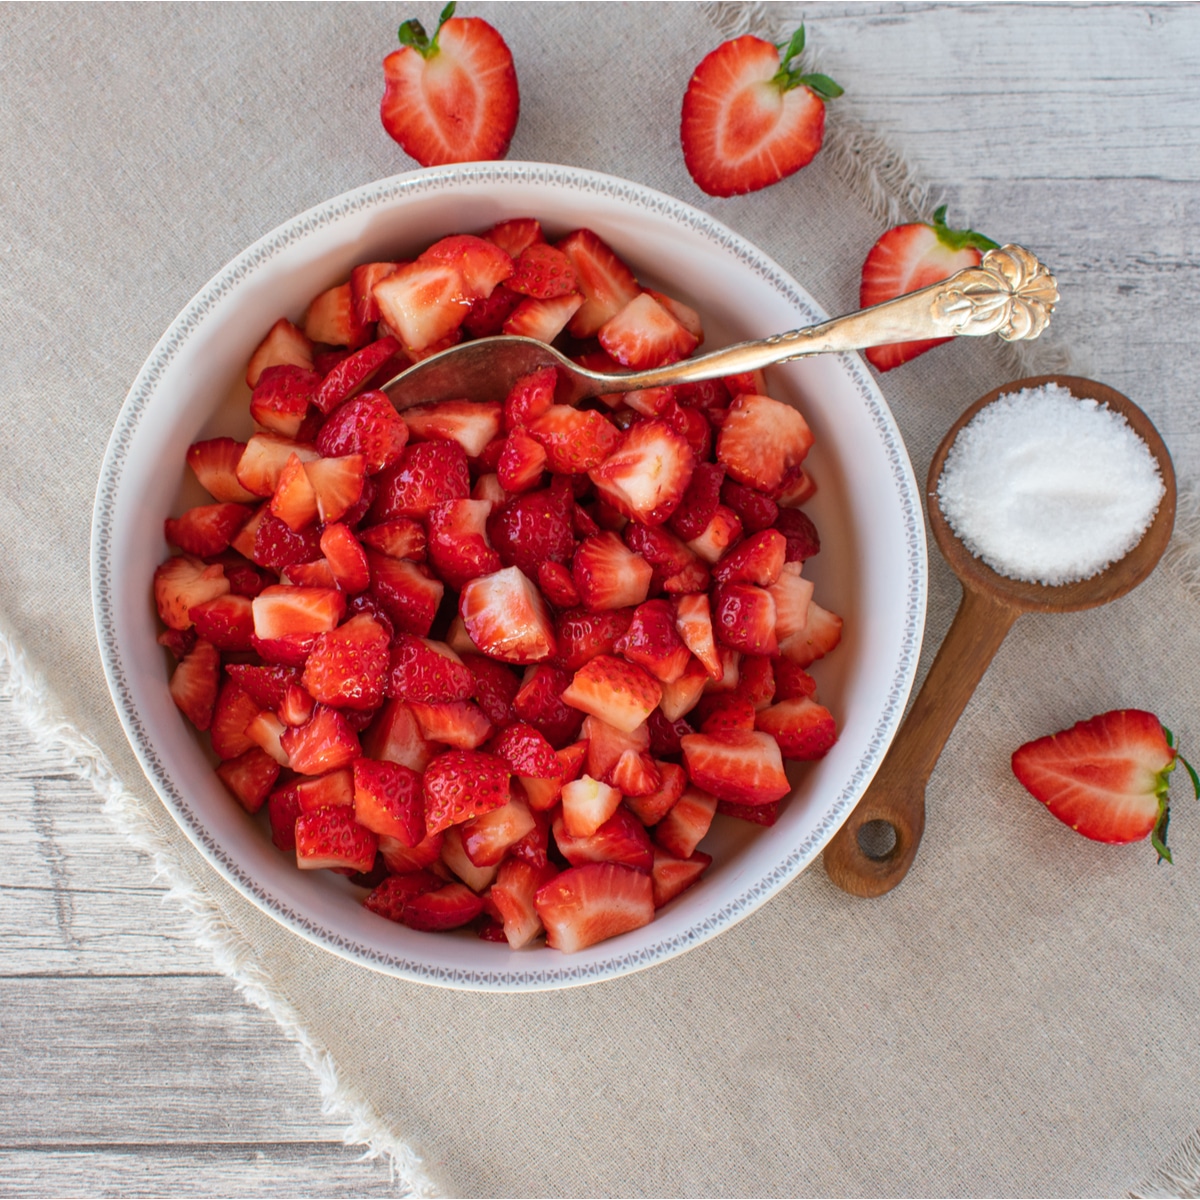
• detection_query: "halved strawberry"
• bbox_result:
[588,419,695,526]
[778,599,842,667]
[459,566,557,663]
[598,293,699,370]
[717,392,813,492]
[381,5,519,166]
[353,757,425,846]
[614,599,691,684]
[422,748,511,836]
[361,698,437,773]
[300,613,390,710]
[860,206,998,371]
[535,862,654,952]
[189,593,256,653]
[712,581,777,656]
[502,292,584,343]
[651,847,712,909]
[246,318,314,388]
[187,438,257,503]
[680,729,790,805]
[561,654,662,734]
[165,503,253,558]
[409,699,494,749]
[295,806,377,872]
[555,229,641,338]
[316,389,409,474]
[1012,710,1199,861]
[366,553,444,637]
[402,882,486,931]
[281,706,362,775]
[680,26,841,198]
[756,696,837,760]
[572,533,653,612]
[405,399,503,458]
[527,405,620,474]
[216,746,282,814]
[427,498,502,591]
[372,440,470,521]
[154,556,230,630]
[655,786,718,859]
[169,639,220,731]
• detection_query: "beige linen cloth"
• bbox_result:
[3,3,1199,1196]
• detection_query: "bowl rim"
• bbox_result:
[91,161,927,990]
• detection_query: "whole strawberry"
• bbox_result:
[381,2,520,167]
[859,206,998,371]
[680,25,842,198]
[1012,709,1199,863]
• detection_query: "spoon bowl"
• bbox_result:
[823,375,1176,898]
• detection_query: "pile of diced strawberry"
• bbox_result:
[154,218,843,954]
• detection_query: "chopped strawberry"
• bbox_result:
[720,479,778,533]
[779,599,843,667]
[460,653,521,729]
[246,318,314,388]
[712,581,777,656]
[717,798,780,827]
[496,427,546,493]
[777,465,817,508]
[658,657,709,723]
[295,806,377,872]
[555,229,641,338]
[768,562,816,642]
[733,654,776,711]
[502,292,583,342]
[237,433,320,499]
[588,419,695,526]
[487,484,576,578]
[774,507,821,562]
[562,654,662,734]
[607,749,661,796]
[316,389,409,474]
[460,790,537,866]
[250,630,320,668]
[572,533,653,612]
[667,461,725,542]
[485,217,544,259]
[267,785,304,851]
[599,293,699,369]
[685,504,743,565]
[680,26,841,197]
[378,830,445,874]
[409,699,493,749]
[269,453,319,531]
[318,524,370,594]
[502,366,557,431]
[224,663,300,711]
[359,517,427,562]
[366,553,444,637]
[537,560,581,608]
[671,592,722,680]
[289,768,355,813]
[651,847,712,908]
[774,659,818,702]
[646,709,694,757]
[526,405,620,474]
[305,281,369,349]
[250,365,321,437]
[756,696,837,760]
[251,585,344,641]
[693,691,757,735]
[625,760,688,826]
[561,775,623,838]
[488,722,561,780]
[717,392,814,492]
[281,706,361,775]
[210,680,261,760]
[252,514,324,572]
[387,634,473,703]
[712,528,786,587]
[508,242,579,299]
[460,566,557,663]
[165,503,253,558]
[535,861,654,952]
[187,438,257,503]
[169,639,219,731]
[583,713,650,778]
[278,682,316,727]
[489,858,556,948]
[423,748,512,836]
[427,498,502,590]
[316,336,401,413]
[303,455,365,524]
[420,234,514,300]
[372,258,471,353]
[680,729,790,806]
[352,757,425,846]
[245,710,290,766]
[655,786,718,859]
[463,283,524,337]
[402,882,486,931]
[372,440,470,521]
[363,871,442,922]
[361,698,436,773]
[553,607,635,673]
[189,593,255,653]
[299,613,389,710]
[1012,710,1199,860]
[216,746,282,814]
[623,522,701,591]
[614,599,691,684]
[513,664,584,748]
[350,263,402,327]
[405,399,503,458]
[860,206,998,370]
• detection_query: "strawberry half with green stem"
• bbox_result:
[381,2,519,167]
[680,25,842,198]
[1012,709,1200,863]
[860,205,999,371]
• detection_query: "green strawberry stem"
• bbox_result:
[930,205,999,254]
[773,25,844,101]
[399,0,456,57]
[1152,724,1198,864]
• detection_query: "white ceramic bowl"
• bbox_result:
[92,163,926,990]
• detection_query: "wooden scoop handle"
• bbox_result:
[823,585,1023,897]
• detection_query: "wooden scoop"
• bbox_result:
[823,375,1177,898]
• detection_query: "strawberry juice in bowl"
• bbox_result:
[91,163,926,990]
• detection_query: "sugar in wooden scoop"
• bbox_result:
[936,382,1165,585]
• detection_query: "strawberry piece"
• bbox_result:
[861,206,998,370]
[672,592,722,680]
[693,692,757,735]
[777,465,817,507]
[608,749,661,797]
[381,7,519,167]
[278,682,316,727]
[489,722,561,779]
[270,451,319,531]
[165,503,253,558]
[409,699,493,749]
[622,386,676,419]
[461,653,521,729]
[712,581,777,656]
[363,871,442,922]
[361,698,436,773]
[441,823,499,892]
[251,631,319,668]
[658,657,709,723]
[303,455,365,524]
[189,594,255,653]
[779,600,843,667]
[460,790,537,866]
[1012,710,1198,859]
[169,639,219,731]
[216,747,281,814]
[538,560,581,608]
[676,377,730,415]
[685,504,743,565]
[420,235,514,300]
[224,663,300,711]
[485,217,544,258]
[588,419,695,526]
[378,830,444,874]
[316,389,409,474]
[387,634,474,703]
[295,806,377,872]
[625,761,688,826]
[251,585,344,641]
[246,318,314,388]
[401,882,485,932]
[667,462,725,542]
[267,785,304,851]
[366,553,444,637]
[487,484,576,578]
[423,748,511,836]
[372,440,470,521]
[703,645,742,694]
[427,498,502,590]
[318,524,370,594]
[463,283,523,337]
[503,366,557,430]
[556,229,641,338]
[316,336,401,414]
[572,533,653,612]
[250,365,320,437]
[774,507,821,562]
[646,709,694,757]
[372,259,471,352]
[623,522,702,592]
[288,768,355,813]
[187,438,257,503]
[252,514,324,571]
[489,858,556,948]
[734,654,776,711]
[210,680,261,761]
[552,806,655,872]
[680,27,841,197]
[352,757,425,846]
[459,566,557,663]
[527,405,620,474]
[535,862,654,952]
[508,242,579,299]
[583,714,650,779]
[561,775,623,838]
[306,282,369,349]
[717,392,814,492]
[774,660,818,703]
[359,518,427,564]
[655,787,718,859]
[680,729,790,806]
[756,696,837,761]
[213,553,271,599]
[614,599,691,684]
[717,799,780,826]
[237,433,320,500]
[280,559,336,589]
[350,263,402,327]
[562,654,662,734]
[598,293,699,369]
[714,528,787,587]
[503,292,583,342]
[651,847,712,908]
[245,711,290,766]
[720,479,779,533]
[513,664,584,748]
[280,706,361,775]
[768,562,816,643]
[300,613,389,710]
[405,399,503,458]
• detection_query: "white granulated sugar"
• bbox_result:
[936,382,1165,585]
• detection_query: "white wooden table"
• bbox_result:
[3,3,1197,1194]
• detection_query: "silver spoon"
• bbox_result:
[381,244,1059,410]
